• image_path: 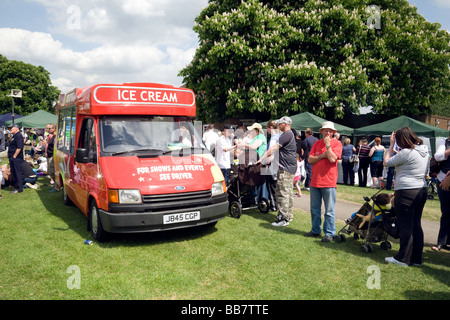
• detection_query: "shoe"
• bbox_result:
[26,182,39,190]
[10,190,20,194]
[385,257,409,267]
[304,231,320,238]
[49,188,60,193]
[271,219,289,227]
[321,236,334,243]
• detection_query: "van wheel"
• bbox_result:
[62,184,73,206]
[89,200,109,242]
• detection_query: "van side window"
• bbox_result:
[79,118,97,163]
[57,105,77,154]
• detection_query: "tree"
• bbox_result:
[179,0,450,123]
[0,54,60,116]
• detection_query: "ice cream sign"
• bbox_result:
[93,85,196,106]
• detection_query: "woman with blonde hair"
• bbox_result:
[383,127,428,266]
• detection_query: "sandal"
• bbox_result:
[431,244,442,252]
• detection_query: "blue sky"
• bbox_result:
[0,0,448,94]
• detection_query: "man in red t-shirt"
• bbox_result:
[305,121,342,242]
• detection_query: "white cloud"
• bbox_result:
[121,0,165,17]
[0,0,208,93]
[0,27,193,93]
[433,0,450,9]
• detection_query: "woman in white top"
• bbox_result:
[383,127,428,267]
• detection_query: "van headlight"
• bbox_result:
[119,189,142,203]
[211,182,225,196]
[109,189,142,204]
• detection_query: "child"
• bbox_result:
[346,193,391,229]
[294,153,304,197]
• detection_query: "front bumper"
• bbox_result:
[99,200,228,233]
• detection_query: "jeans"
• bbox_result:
[23,176,38,188]
[221,168,230,186]
[304,160,312,188]
[310,187,336,237]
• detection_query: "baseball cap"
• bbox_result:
[275,116,292,125]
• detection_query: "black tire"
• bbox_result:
[89,199,109,242]
[229,201,242,219]
[360,244,373,253]
[258,198,270,214]
[335,234,347,243]
[380,241,392,250]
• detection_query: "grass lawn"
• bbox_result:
[0,177,448,300]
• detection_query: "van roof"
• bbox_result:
[61,83,196,117]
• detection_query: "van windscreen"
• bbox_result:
[99,116,206,156]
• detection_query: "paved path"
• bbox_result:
[292,193,440,246]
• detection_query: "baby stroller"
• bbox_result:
[227,162,270,218]
[335,187,396,253]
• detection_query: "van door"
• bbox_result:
[74,117,100,214]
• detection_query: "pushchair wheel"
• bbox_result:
[229,201,242,219]
[380,241,392,250]
[335,234,347,243]
[360,244,374,253]
[258,198,270,214]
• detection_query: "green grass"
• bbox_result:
[0,177,449,300]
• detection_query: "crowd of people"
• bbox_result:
[0,123,57,199]
[204,119,450,265]
[1,118,448,267]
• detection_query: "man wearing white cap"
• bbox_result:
[257,116,297,226]
[305,121,343,242]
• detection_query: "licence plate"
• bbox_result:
[163,211,200,225]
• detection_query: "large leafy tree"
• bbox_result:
[0,54,60,116]
[180,0,450,122]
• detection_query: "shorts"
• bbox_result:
[370,160,383,178]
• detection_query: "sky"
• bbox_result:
[0,0,449,95]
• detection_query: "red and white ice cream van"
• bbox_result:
[54,83,228,241]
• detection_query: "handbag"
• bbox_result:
[349,154,359,163]
[382,211,399,239]
[353,148,361,172]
